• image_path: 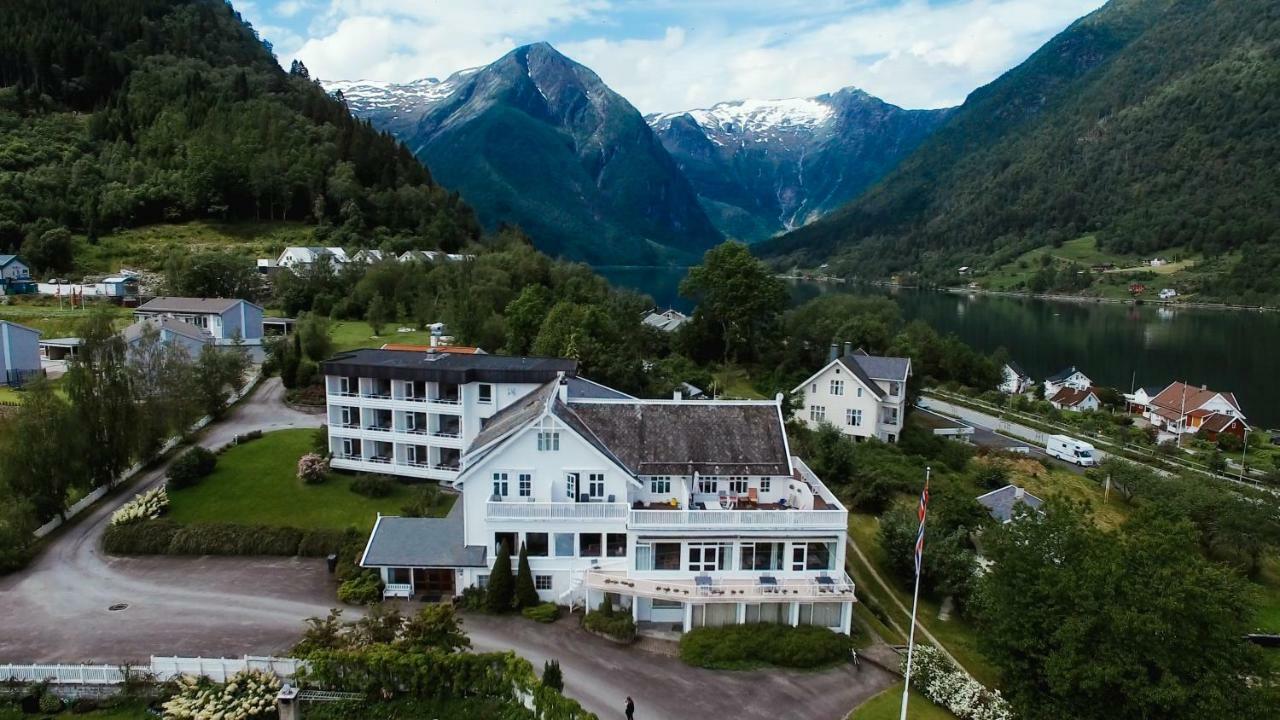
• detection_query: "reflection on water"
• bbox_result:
[594,266,1280,428]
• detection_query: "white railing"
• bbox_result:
[365,425,392,433]
[0,656,301,685]
[362,393,392,400]
[429,398,461,406]
[431,430,461,439]
[433,464,460,473]
[583,571,855,603]
[628,508,847,529]
[383,583,413,599]
[487,501,629,521]
[367,456,392,465]
[395,395,427,403]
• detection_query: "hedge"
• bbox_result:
[103,520,352,557]
[679,624,852,670]
[349,475,395,498]
[521,603,560,623]
[167,447,217,490]
[580,599,636,643]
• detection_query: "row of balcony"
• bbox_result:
[484,501,847,529]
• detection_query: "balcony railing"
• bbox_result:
[628,508,847,529]
[433,464,460,473]
[364,425,392,433]
[395,395,428,403]
[583,571,855,603]
[487,501,628,521]
[429,397,461,406]
[431,430,461,439]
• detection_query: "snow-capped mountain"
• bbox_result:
[648,90,952,241]
[320,69,478,134]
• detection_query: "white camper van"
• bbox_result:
[1045,435,1098,467]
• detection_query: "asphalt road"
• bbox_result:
[919,397,1093,475]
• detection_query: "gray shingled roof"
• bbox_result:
[835,356,885,399]
[566,376,633,400]
[121,317,211,344]
[560,401,791,476]
[469,381,558,454]
[976,485,1044,523]
[361,502,487,568]
[847,353,910,382]
[1006,360,1030,379]
[137,297,246,314]
[321,349,576,385]
[1046,366,1081,383]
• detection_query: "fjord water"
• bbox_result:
[600,266,1280,429]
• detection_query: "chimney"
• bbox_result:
[673,390,682,401]
[829,343,839,361]
[556,371,568,403]
[843,341,853,357]
[1014,486,1025,500]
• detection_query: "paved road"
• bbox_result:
[0,377,333,663]
[919,397,1096,475]
[464,613,895,720]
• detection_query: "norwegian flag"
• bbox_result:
[914,479,930,576]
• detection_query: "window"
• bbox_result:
[746,603,787,624]
[537,431,560,451]
[535,575,553,591]
[565,472,579,501]
[606,533,627,557]
[492,472,509,498]
[635,544,652,570]
[338,376,353,395]
[478,383,493,404]
[688,543,728,572]
[518,473,532,497]
[476,574,489,589]
[494,532,517,554]
[526,532,548,557]
[800,603,843,627]
[846,408,862,427]
[805,541,835,570]
[579,533,602,557]
[856,386,863,398]
[697,477,718,494]
[810,383,817,394]
[389,568,410,584]
[340,406,357,427]
[653,542,681,570]
[652,599,683,609]
[553,533,575,557]
[341,438,361,458]
[791,544,807,571]
[809,405,826,422]
[889,382,901,397]
[588,473,605,499]
[740,542,783,571]
[829,379,844,396]
[650,477,671,494]
[728,477,748,494]
[759,477,771,493]
[884,407,899,426]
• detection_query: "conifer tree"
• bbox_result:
[541,659,563,692]
[485,540,514,613]
[515,542,540,609]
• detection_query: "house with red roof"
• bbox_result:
[1141,381,1248,440]
[1049,385,1101,413]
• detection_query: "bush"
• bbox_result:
[168,524,303,555]
[521,603,560,623]
[37,693,62,714]
[234,430,263,445]
[298,528,354,557]
[298,453,329,484]
[103,519,182,554]
[312,425,331,456]
[110,487,169,526]
[338,571,384,605]
[163,669,280,720]
[581,598,636,643]
[457,585,486,611]
[679,624,851,670]
[904,645,1012,720]
[401,485,447,517]
[166,447,217,490]
[349,475,395,498]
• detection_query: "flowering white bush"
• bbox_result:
[297,453,328,484]
[162,669,281,720]
[110,487,169,526]
[903,645,1013,720]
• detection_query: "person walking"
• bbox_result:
[625,695,635,720]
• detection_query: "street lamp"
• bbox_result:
[1240,428,1250,486]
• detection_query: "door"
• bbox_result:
[566,472,579,502]
[413,569,456,599]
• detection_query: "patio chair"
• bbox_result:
[695,575,713,595]
[757,576,778,594]
[746,488,759,507]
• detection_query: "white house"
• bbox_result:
[276,247,349,269]
[1140,381,1247,441]
[1043,366,1091,397]
[998,361,1033,394]
[121,317,212,359]
[0,320,42,386]
[398,250,442,264]
[356,366,854,635]
[351,249,388,264]
[641,308,690,333]
[1048,386,1101,412]
[134,297,264,347]
[792,345,911,443]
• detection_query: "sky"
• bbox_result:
[235,0,1106,113]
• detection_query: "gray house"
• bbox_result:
[134,297,264,346]
[0,320,42,386]
[121,317,212,359]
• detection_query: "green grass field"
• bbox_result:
[167,429,450,532]
[329,320,440,353]
[0,297,129,337]
[848,683,956,720]
[74,220,314,275]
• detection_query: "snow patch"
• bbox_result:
[651,96,835,137]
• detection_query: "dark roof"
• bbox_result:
[1141,385,1165,397]
[1045,366,1083,383]
[1006,360,1030,379]
[136,297,248,314]
[560,400,791,476]
[1050,386,1097,407]
[846,353,910,382]
[1199,413,1248,433]
[470,381,558,453]
[321,349,577,385]
[121,318,210,344]
[0,254,24,267]
[566,376,633,400]
[976,485,1044,523]
[361,502,486,568]
[835,356,885,399]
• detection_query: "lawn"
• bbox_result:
[711,365,767,399]
[330,320,440,353]
[0,297,129,337]
[848,683,956,720]
[1251,553,1280,634]
[73,220,315,275]
[167,429,451,532]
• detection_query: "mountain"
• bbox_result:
[759,0,1280,299]
[0,0,479,265]
[327,43,723,265]
[647,90,951,241]
[323,70,478,136]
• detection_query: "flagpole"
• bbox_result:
[899,466,930,720]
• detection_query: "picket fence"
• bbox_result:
[0,655,301,685]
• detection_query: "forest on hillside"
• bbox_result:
[761,0,1280,304]
[0,0,479,274]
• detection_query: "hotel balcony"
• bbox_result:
[583,570,855,603]
[485,501,629,522]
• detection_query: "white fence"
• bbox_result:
[0,656,301,685]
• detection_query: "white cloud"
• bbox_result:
[280,0,1105,111]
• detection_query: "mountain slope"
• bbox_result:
[759,0,1280,296]
[334,43,723,265]
[648,90,951,241]
[323,70,478,137]
[0,0,478,265]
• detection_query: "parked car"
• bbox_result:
[1045,434,1098,467]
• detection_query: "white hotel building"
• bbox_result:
[327,349,855,635]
